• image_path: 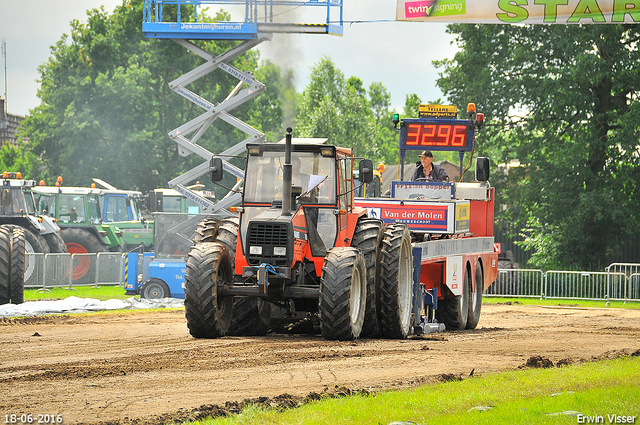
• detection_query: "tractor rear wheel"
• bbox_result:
[379,224,414,339]
[351,218,384,338]
[9,228,25,304]
[0,227,11,305]
[319,247,367,341]
[60,228,107,282]
[3,225,49,284]
[437,263,470,330]
[184,242,234,338]
[215,217,239,253]
[193,218,220,244]
[466,261,483,329]
[43,232,68,254]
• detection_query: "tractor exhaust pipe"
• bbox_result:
[282,127,293,216]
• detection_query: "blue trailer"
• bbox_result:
[125,252,186,299]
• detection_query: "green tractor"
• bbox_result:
[32,185,126,281]
[91,179,154,251]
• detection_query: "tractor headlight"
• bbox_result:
[273,247,286,256]
[249,246,263,255]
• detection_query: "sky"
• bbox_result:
[0,0,458,117]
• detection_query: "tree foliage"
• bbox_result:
[295,57,399,165]
[19,0,288,192]
[436,24,640,270]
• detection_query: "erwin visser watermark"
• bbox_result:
[577,414,637,424]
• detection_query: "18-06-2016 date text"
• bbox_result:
[5,414,63,424]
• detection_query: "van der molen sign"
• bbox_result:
[396,0,640,24]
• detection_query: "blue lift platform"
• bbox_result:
[142,0,344,39]
[142,1,343,211]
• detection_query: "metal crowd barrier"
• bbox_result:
[25,252,126,291]
[486,264,640,303]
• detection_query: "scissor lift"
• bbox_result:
[142,0,344,214]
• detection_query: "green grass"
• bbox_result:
[24,284,132,301]
[484,296,640,310]
[190,356,640,425]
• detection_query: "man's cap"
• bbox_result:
[418,150,433,158]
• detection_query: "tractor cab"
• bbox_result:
[210,135,373,282]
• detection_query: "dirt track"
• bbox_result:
[1,302,639,425]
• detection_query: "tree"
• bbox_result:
[0,141,40,179]
[19,0,289,192]
[435,25,640,270]
[296,57,404,164]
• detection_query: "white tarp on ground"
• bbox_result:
[0,296,184,318]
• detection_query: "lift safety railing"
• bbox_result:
[142,0,344,39]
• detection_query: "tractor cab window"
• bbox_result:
[244,151,336,204]
[36,194,57,217]
[87,195,102,224]
[0,187,28,215]
[59,194,85,223]
[185,198,201,215]
[129,197,142,221]
[10,188,28,214]
[163,195,183,213]
[105,195,130,222]
[22,189,37,214]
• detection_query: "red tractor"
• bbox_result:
[184,129,413,340]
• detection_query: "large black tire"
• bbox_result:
[141,278,171,299]
[9,228,25,304]
[350,217,384,338]
[437,263,470,330]
[215,217,239,254]
[2,225,49,284]
[43,232,68,254]
[184,242,234,338]
[228,297,272,336]
[193,218,220,244]
[60,227,108,282]
[379,224,414,339]
[0,227,11,305]
[319,247,367,341]
[466,261,483,330]
[214,217,272,336]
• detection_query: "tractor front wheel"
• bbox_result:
[184,242,234,338]
[379,224,414,339]
[320,247,367,341]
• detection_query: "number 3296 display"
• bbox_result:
[405,123,470,149]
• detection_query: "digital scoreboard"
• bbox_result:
[400,118,474,152]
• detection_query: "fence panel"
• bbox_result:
[25,253,126,291]
[485,269,544,297]
[606,263,640,302]
[544,270,621,300]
